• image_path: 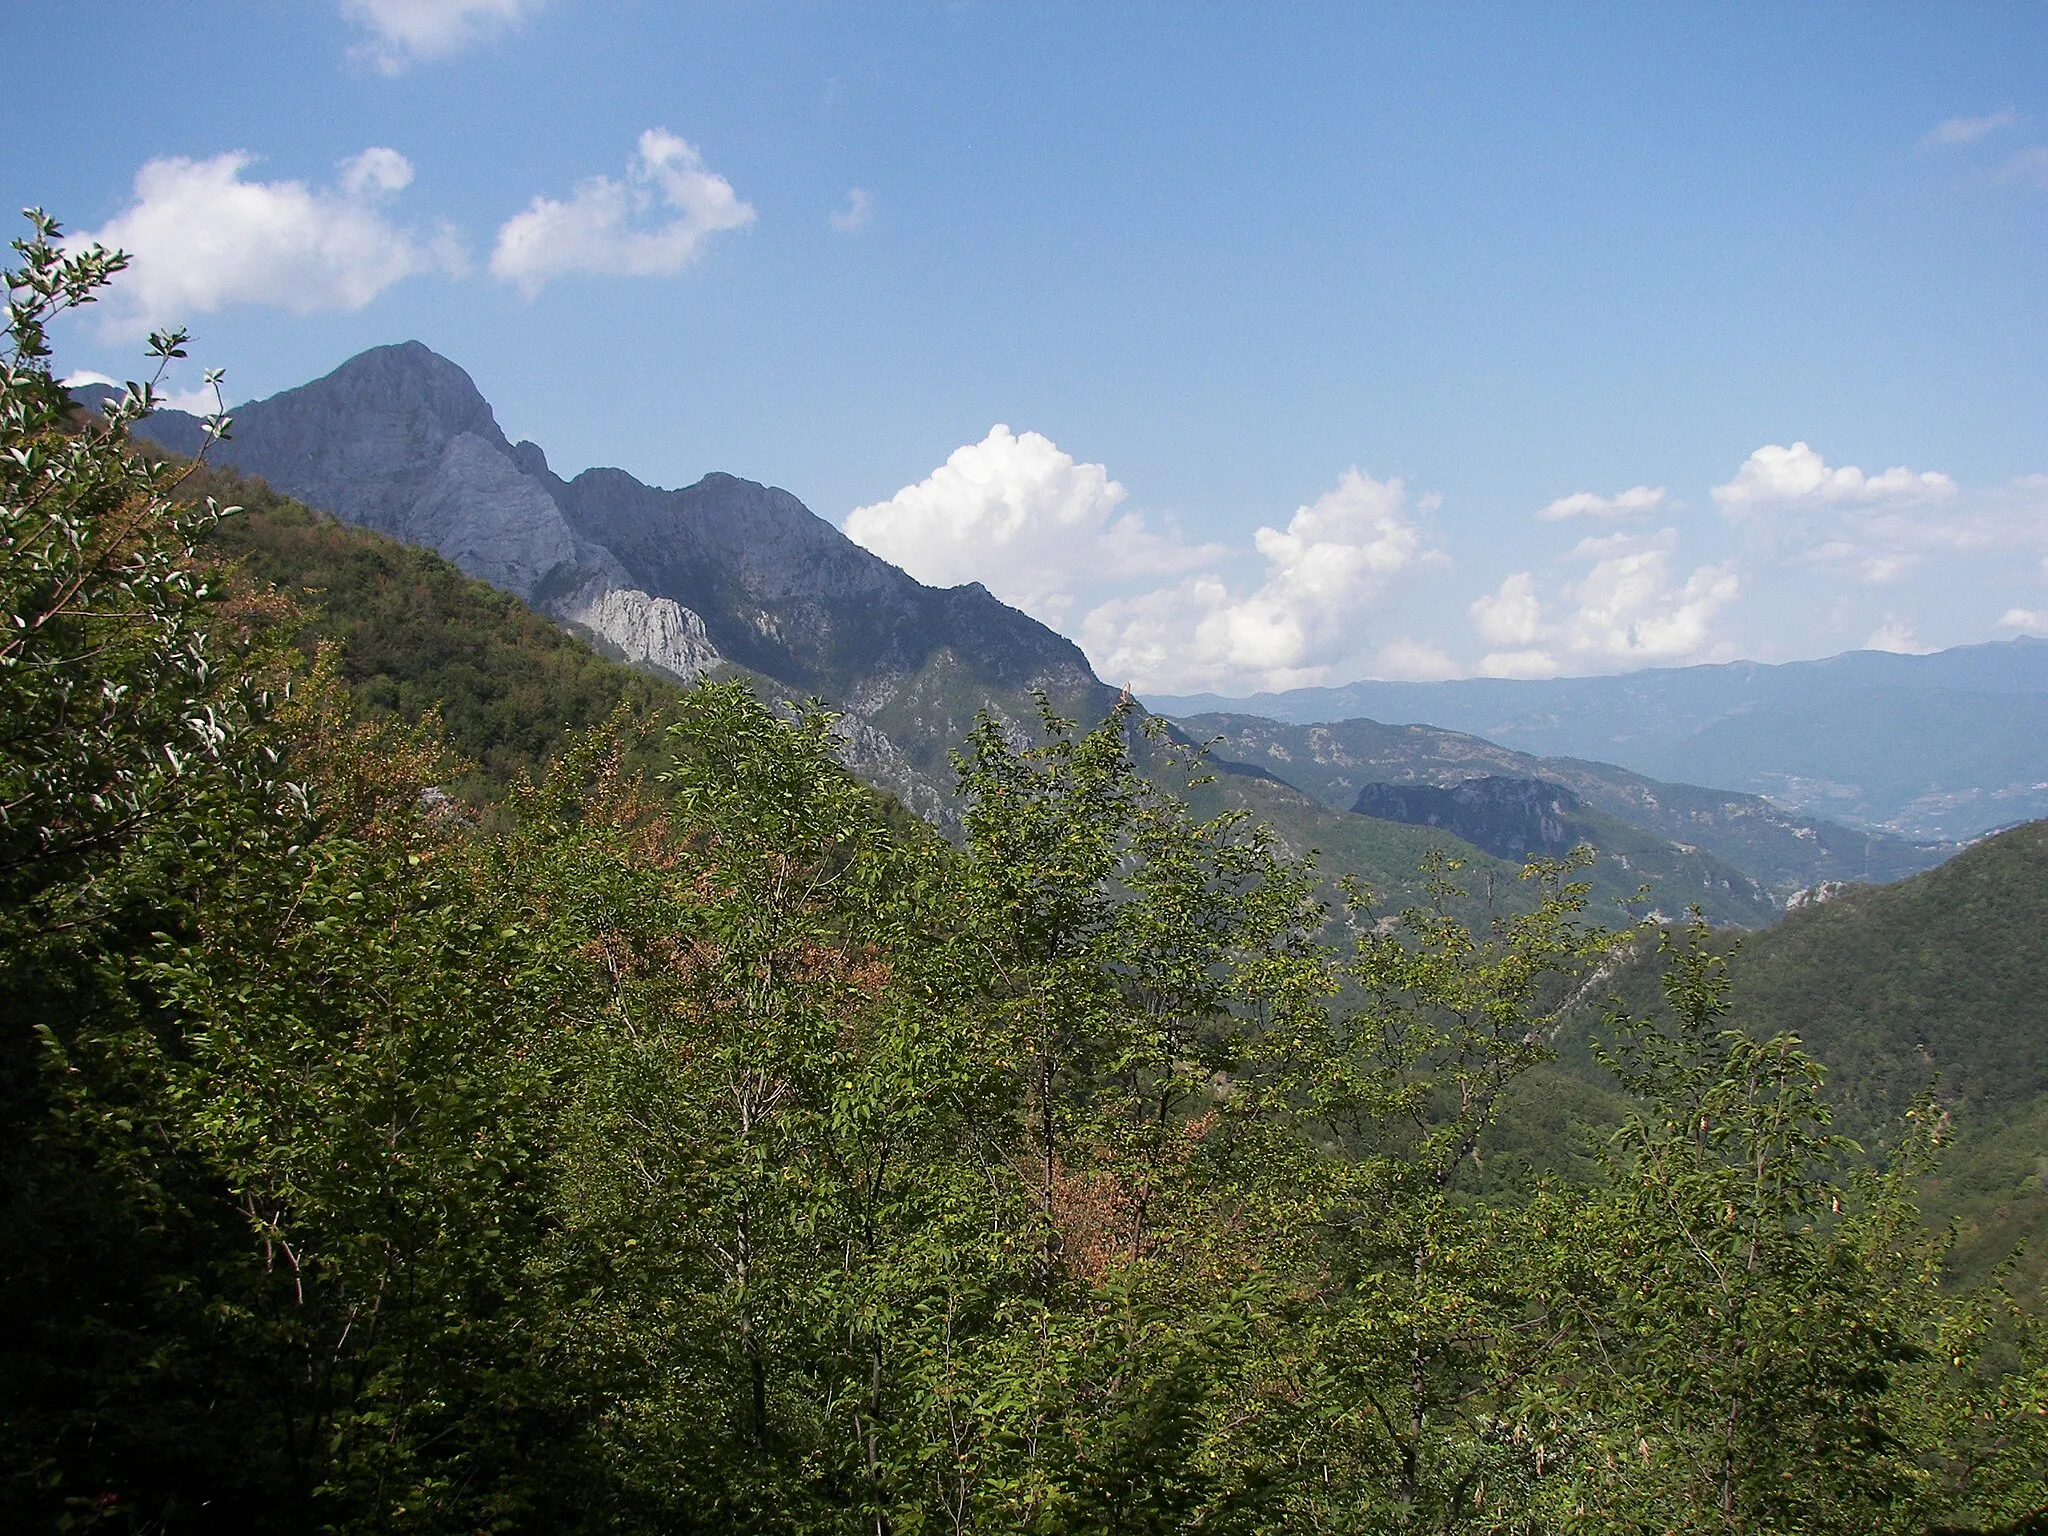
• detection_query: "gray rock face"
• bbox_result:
[1351,775,1586,863]
[403,432,582,598]
[126,340,1119,819]
[156,343,601,603]
[565,586,722,683]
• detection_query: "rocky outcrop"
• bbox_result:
[1351,775,1586,863]
[1785,880,1853,910]
[563,586,722,683]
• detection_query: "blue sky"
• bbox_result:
[12,2,2047,692]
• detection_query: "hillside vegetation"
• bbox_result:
[1571,821,2048,1286]
[188,464,679,793]
[171,462,1577,919]
[6,217,2044,1536]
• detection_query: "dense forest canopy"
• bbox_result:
[3,216,2044,1534]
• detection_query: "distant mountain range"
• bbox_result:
[1149,640,2048,840]
[1174,713,1950,903]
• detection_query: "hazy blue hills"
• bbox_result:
[1177,712,1950,902]
[1150,638,2048,839]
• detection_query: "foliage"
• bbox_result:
[3,213,2043,1536]
[178,461,681,797]
[0,213,240,921]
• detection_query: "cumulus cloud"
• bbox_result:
[830,187,874,233]
[1470,531,1738,679]
[1374,639,1463,681]
[78,147,463,337]
[1925,110,2017,147]
[342,0,546,72]
[844,425,1219,623]
[1710,446,2048,620]
[1711,442,1955,515]
[1865,619,1933,654]
[1080,468,1437,693]
[1471,571,1543,645]
[1535,484,1665,521]
[1999,608,2048,633]
[490,129,755,297]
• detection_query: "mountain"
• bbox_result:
[1147,640,2048,839]
[182,460,1746,925]
[1341,774,1778,926]
[105,345,1910,929]
[96,355,1561,917]
[121,345,1115,820]
[1176,712,1950,902]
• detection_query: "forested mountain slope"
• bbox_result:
[113,356,1787,924]
[176,464,1569,916]
[1572,819,2048,1282]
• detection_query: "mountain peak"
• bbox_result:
[300,340,502,444]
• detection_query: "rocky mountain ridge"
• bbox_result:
[1350,776,1588,864]
[123,343,1116,815]
[100,344,1947,923]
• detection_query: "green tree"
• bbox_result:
[1559,919,1934,1533]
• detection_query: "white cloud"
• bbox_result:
[1925,110,2016,147]
[1994,147,2048,190]
[1470,531,1738,678]
[1478,648,1559,680]
[1569,539,1738,664]
[830,187,874,233]
[61,368,220,416]
[1711,442,1955,516]
[1471,571,1543,645]
[844,425,1219,623]
[1373,639,1463,681]
[79,147,463,338]
[1865,619,1933,654]
[490,129,755,298]
[1999,608,2048,633]
[1080,468,1436,693]
[1711,449,2048,628]
[1535,484,1665,521]
[342,0,545,72]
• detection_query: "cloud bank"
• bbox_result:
[1470,530,1739,679]
[79,147,463,337]
[491,130,755,297]
[1080,468,1438,693]
[848,432,1440,693]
